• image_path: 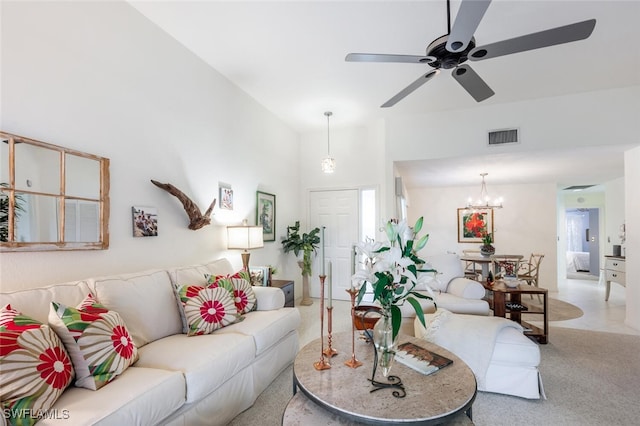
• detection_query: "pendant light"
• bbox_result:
[465,173,503,209]
[321,111,336,173]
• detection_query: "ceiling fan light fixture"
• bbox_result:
[321,111,335,174]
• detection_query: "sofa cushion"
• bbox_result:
[207,272,257,314]
[88,270,182,348]
[135,333,255,403]
[214,308,301,355]
[447,277,486,299]
[203,258,235,276]
[48,295,138,390]
[433,293,490,315]
[1,305,74,426]
[0,281,91,325]
[176,285,239,335]
[44,367,185,426]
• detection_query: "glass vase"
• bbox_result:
[372,309,397,377]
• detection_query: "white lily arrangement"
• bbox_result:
[352,217,436,340]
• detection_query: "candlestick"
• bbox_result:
[323,305,338,357]
[321,226,326,275]
[344,287,362,369]
[314,274,331,371]
[327,261,332,308]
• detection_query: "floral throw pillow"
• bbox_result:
[176,285,238,336]
[1,304,74,426]
[206,270,257,314]
[48,294,138,391]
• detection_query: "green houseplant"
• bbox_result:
[480,232,495,257]
[282,221,321,306]
[281,221,321,275]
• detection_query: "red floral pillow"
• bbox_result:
[206,270,256,314]
[1,304,74,426]
[48,294,138,390]
[176,285,238,336]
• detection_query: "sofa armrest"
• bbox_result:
[446,278,485,300]
[252,286,285,311]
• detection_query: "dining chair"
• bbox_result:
[518,254,545,302]
[489,254,524,280]
[462,249,482,279]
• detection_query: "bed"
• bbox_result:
[566,251,590,272]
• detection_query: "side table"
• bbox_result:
[270,279,295,307]
[484,281,548,344]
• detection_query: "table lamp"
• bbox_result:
[227,220,264,270]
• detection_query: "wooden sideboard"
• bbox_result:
[604,256,625,301]
[270,279,295,307]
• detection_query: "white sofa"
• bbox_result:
[0,258,300,425]
[398,253,490,335]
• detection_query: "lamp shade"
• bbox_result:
[227,225,264,250]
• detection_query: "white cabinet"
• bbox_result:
[604,256,625,301]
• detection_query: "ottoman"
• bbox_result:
[414,310,545,399]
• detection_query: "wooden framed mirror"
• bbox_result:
[0,131,110,251]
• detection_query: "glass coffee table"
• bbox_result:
[283,332,476,425]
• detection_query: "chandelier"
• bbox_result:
[321,111,335,173]
[466,173,503,209]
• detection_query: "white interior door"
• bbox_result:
[309,189,359,301]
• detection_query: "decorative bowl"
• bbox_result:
[353,306,382,330]
[503,277,520,288]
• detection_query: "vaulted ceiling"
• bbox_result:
[130,0,640,188]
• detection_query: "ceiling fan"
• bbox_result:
[345,0,596,107]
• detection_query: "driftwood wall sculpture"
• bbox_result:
[151,180,216,230]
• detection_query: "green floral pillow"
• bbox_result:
[176,285,238,336]
[206,270,257,314]
[48,294,138,390]
[1,304,74,426]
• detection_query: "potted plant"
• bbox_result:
[480,232,495,257]
[281,221,320,305]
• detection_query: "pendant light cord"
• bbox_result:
[325,111,332,156]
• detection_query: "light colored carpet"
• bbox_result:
[229,300,640,426]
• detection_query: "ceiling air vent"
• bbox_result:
[488,128,519,146]
[563,185,596,191]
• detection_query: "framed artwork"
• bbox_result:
[249,266,270,286]
[457,208,493,243]
[132,206,158,237]
[219,184,233,210]
[256,191,276,242]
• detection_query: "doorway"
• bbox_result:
[565,208,600,278]
[308,189,360,301]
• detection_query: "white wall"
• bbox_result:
[625,146,640,330]
[604,178,625,256]
[0,1,300,291]
[407,182,558,291]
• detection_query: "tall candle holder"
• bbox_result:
[344,287,362,369]
[323,305,338,357]
[313,275,331,370]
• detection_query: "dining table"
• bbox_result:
[459,255,492,279]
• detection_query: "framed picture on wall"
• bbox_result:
[457,208,494,243]
[256,191,276,242]
[132,206,158,237]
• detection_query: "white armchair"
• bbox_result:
[399,253,489,335]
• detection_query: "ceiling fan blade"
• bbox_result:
[345,53,436,64]
[446,0,492,53]
[469,19,596,61]
[381,70,440,108]
[451,64,494,102]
